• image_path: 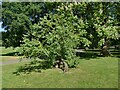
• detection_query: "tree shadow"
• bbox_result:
[0,52,23,56]
[111,52,120,58]
[76,52,100,60]
[1,52,17,56]
[76,49,120,60]
[13,60,52,75]
[117,56,120,58]
[76,51,120,60]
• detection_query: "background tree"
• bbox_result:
[2,2,61,47]
[93,2,119,56]
[73,2,119,56]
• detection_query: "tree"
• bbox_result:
[17,3,91,69]
[72,2,119,56]
[93,2,119,56]
[2,2,61,47]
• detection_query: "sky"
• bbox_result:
[0,0,2,32]
[0,22,5,32]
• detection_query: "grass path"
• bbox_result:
[1,59,29,65]
[0,56,30,65]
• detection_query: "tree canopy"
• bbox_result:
[2,2,61,47]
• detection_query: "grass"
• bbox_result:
[1,46,119,88]
[2,57,118,88]
[0,47,16,56]
[0,47,19,62]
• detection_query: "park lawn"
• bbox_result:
[2,57,118,88]
[0,47,20,62]
[0,47,15,55]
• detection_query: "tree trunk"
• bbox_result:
[100,39,110,56]
[53,59,69,72]
[62,61,69,72]
[101,45,110,56]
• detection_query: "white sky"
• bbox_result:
[0,22,5,32]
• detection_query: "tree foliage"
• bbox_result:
[17,3,90,68]
[2,2,120,48]
[2,2,61,47]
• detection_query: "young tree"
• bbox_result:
[17,3,91,69]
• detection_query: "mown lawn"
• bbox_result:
[2,57,118,88]
[0,47,19,62]
[0,47,15,55]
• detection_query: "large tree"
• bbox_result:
[2,2,61,47]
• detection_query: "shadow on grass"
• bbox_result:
[76,52,101,60]
[13,60,52,75]
[112,53,120,58]
[76,50,120,60]
[0,52,23,56]
[117,56,120,58]
[1,52,17,56]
